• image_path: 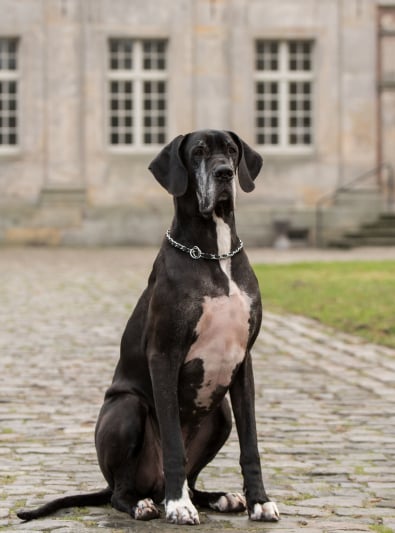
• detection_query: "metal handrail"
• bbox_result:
[315,162,394,247]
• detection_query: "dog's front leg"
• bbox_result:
[149,352,200,525]
[230,352,280,522]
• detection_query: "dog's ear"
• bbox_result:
[227,131,263,192]
[148,135,188,197]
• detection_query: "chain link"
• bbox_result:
[165,230,243,260]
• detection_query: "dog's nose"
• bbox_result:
[214,165,234,182]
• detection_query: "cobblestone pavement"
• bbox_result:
[1,247,395,533]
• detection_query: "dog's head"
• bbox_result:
[148,130,262,218]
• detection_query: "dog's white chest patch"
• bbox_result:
[185,288,251,409]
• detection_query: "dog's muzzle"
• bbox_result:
[213,165,234,183]
[197,163,235,218]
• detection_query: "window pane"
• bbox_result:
[0,40,19,146]
[255,39,313,148]
[0,77,18,146]
[108,80,134,145]
[288,81,313,146]
[257,117,265,128]
[143,40,167,70]
[108,39,168,146]
[256,40,279,71]
[143,80,167,144]
[108,39,133,70]
[255,81,280,145]
[0,38,18,71]
[288,40,313,71]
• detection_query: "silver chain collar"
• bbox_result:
[166,230,243,260]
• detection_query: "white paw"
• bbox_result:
[133,498,160,521]
[166,500,200,525]
[250,501,280,522]
[166,483,199,525]
[210,492,246,513]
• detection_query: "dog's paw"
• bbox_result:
[166,499,199,525]
[132,498,160,521]
[210,492,246,513]
[250,501,280,522]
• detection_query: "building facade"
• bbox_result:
[0,0,394,246]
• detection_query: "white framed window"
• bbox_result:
[0,38,19,150]
[255,40,314,152]
[108,38,167,149]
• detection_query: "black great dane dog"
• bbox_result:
[18,130,280,525]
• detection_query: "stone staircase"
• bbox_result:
[329,213,395,248]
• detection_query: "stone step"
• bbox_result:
[362,214,395,230]
[330,235,395,248]
[346,227,395,239]
[329,211,395,248]
[361,221,395,230]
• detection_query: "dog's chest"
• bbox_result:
[181,283,251,411]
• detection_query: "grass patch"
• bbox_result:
[370,526,394,533]
[254,261,395,348]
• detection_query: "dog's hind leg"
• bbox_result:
[186,399,246,513]
[95,394,161,521]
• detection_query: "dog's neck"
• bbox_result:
[171,200,239,259]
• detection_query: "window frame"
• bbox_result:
[0,37,20,154]
[254,39,315,155]
[107,38,168,152]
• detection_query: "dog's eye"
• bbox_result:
[228,145,237,156]
[193,147,205,157]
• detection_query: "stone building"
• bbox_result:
[0,0,394,246]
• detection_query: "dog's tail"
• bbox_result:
[17,487,112,521]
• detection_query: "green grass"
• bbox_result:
[370,526,394,533]
[254,261,395,348]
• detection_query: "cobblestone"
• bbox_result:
[1,247,395,532]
